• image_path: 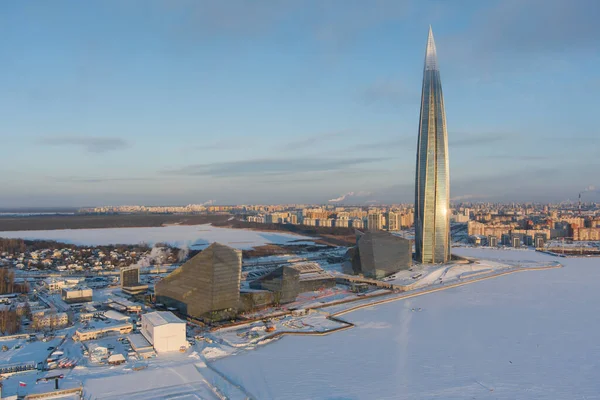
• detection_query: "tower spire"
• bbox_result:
[425,26,438,71]
[415,26,450,264]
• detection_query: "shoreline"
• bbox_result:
[214,262,563,347]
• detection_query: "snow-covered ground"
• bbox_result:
[209,310,346,351]
[0,337,62,366]
[212,248,600,399]
[83,363,220,400]
[0,224,312,250]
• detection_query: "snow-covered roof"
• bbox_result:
[127,333,153,350]
[104,309,129,321]
[108,354,126,363]
[143,311,183,327]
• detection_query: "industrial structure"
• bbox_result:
[414,26,451,264]
[249,262,336,304]
[344,231,412,278]
[155,243,242,320]
[140,311,187,353]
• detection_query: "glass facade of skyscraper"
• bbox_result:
[414,27,451,264]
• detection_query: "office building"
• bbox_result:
[249,263,336,304]
[346,231,412,278]
[120,266,148,295]
[155,243,242,320]
[414,27,451,264]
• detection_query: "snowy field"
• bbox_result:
[83,363,220,400]
[0,224,312,250]
[212,248,600,399]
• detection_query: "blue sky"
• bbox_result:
[1,0,599,207]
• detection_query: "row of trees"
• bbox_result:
[0,308,20,335]
[0,238,27,253]
[0,268,29,294]
[0,237,153,254]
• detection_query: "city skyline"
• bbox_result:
[1,1,600,207]
[414,27,450,264]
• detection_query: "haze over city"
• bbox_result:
[2,0,599,207]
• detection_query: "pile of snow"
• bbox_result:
[201,347,230,361]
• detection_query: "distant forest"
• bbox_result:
[0,238,151,254]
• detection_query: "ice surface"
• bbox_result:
[0,224,312,250]
[212,249,600,399]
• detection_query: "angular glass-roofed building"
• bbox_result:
[414,27,451,264]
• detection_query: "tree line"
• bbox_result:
[0,268,29,295]
[0,308,20,335]
[0,237,153,254]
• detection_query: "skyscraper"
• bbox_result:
[414,27,451,264]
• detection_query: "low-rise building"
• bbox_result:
[103,309,130,322]
[61,286,93,303]
[43,278,66,292]
[32,310,69,330]
[109,297,142,313]
[74,322,133,341]
[127,333,156,359]
[107,354,126,365]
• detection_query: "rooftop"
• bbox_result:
[127,333,153,350]
[143,311,183,326]
[104,309,130,321]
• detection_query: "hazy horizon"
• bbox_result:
[1,0,599,207]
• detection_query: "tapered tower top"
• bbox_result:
[424,25,438,71]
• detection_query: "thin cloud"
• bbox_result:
[38,136,129,153]
[312,0,412,51]
[361,137,415,150]
[485,154,552,161]
[472,0,600,55]
[351,132,514,152]
[450,194,488,202]
[163,157,388,177]
[360,80,417,107]
[52,177,152,183]
[450,134,511,147]
[280,130,349,150]
[192,138,247,151]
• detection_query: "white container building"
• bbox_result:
[140,311,186,353]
